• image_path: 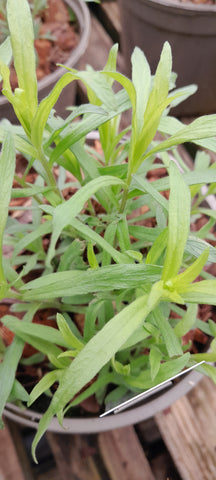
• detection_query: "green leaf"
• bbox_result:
[146,228,168,265]
[209,320,216,338]
[0,336,25,420]
[180,280,216,305]
[9,379,29,403]
[102,222,117,266]
[70,218,130,265]
[173,249,210,290]
[46,175,126,266]
[0,306,38,419]
[117,215,131,252]
[31,72,77,149]
[162,161,190,281]
[31,289,162,461]
[144,114,216,161]
[185,236,216,263]
[56,313,84,351]
[2,316,71,349]
[11,185,53,199]
[139,169,216,194]
[174,304,198,337]
[0,37,12,81]
[111,356,130,376]
[141,42,172,145]
[13,220,52,256]
[21,263,162,301]
[63,67,117,110]
[126,353,191,389]
[83,300,105,342]
[159,115,216,153]
[151,307,183,357]
[28,370,64,407]
[87,242,99,269]
[102,71,136,111]
[0,128,38,158]
[149,346,162,380]
[71,142,118,212]
[132,174,169,212]
[131,47,151,135]
[104,44,118,74]
[0,132,15,290]
[57,239,85,272]
[7,0,38,120]
[196,363,216,383]
[197,208,216,220]
[49,89,131,166]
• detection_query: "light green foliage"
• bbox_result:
[0,0,216,463]
[0,133,15,292]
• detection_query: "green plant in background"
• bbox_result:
[0,0,216,462]
[0,0,48,43]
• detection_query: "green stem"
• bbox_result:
[37,148,62,200]
[118,172,132,214]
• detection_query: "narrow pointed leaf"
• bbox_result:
[162,161,190,281]
[21,264,162,301]
[173,249,210,290]
[180,280,216,305]
[47,176,126,265]
[0,133,15,288]
[7,0,38,118]
[131,47,151,134]
[32,289,162,460]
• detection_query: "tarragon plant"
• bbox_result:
[0,0,216,462]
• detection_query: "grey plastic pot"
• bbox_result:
[118,0,216,116]
[3,369,203,432]
[0,0,90,122]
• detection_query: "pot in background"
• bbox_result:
[0,0,90,122]
[118,0,216,116]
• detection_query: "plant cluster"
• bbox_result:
[0,0,216,462]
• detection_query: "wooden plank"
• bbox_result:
[47,432,102,480]
[98,426,155,480]
[187,377,216,459]
[4,419,35,480]
[155,377,216,480]
[0,423,25,480]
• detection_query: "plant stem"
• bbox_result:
[118,172,132,214]
[37,148,62,201]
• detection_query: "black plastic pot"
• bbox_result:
[0,0,90,122]
[118,0,216,116]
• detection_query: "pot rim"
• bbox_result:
[132,0,216,14]
[37,0,91,89]
[4,369,203,433]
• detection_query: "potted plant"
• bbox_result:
[0,0,216,463]
[0,0,91,121]
[118,0,216,116]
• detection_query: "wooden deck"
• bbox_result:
[1,2,216,479]
[1,376,216,480]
